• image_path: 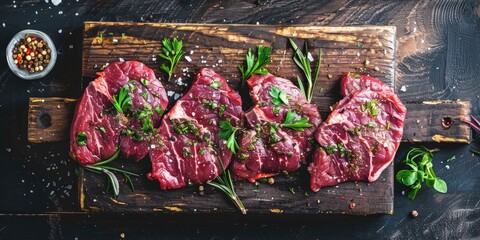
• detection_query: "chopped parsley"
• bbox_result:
[281,110,313,131]
[210,81,222,90]
[140,78,149,87]
[77,132,87,146]
[270,86,289,106]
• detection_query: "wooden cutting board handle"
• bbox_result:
[28,97,77,143]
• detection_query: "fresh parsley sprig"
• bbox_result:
[219,119,239,154]
[281,110,313,131]
[84,150,139,198]
[159,37,185,81]
[112,86,132,114]
[396,147,447,200]
[238,45,272,83]
[208,156,247,214]
[270,86,289,106]
[288,38,322,103]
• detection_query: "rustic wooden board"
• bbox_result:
[32,21,465,215]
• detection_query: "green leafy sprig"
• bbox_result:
[84,150,139,198]
[288,38,322,103]
[281,110,313,131]
[112,86,132,114]
[207,157,247,214]
[238,45,272,83]
[219,119,239,154]
[396,147,448,200]
[159,37,185,81]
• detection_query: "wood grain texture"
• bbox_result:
[403,100,471,143]
[27,97,77,143]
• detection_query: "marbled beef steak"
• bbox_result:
[69,61,168,165]
[231,74,322,182]
[147,68,243,189]
[308,74,406,192]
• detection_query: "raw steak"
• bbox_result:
[308,74,406,192]
[147,68,243,190]
[69,61,168,165]
[231,74,322,182]
[340,72,393,97]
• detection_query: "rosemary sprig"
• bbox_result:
[219,119,239,154]
[281,110,313,131]
[208,157,247,214]
[159,37,185,81]
[84,150,139,197]
[288,38,322,103]
[112,86,132,114]
[238,45,272,83]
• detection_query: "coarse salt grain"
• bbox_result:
[185,56,192,62]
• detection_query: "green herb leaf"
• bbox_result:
[210,81,222,90]
[219,119,239,154]
[396,170,417,186]
[140,78,149,87]
[269,86,289,106]
[281,110,313,131]
[238,45,272,83]
[112,85,132,114]
[77,132,87,146]
[364,100,378,116]
[159,37,185,81]
[433,179,447,193]
[288,38,322,103]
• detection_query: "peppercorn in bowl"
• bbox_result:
[6,29,57,80]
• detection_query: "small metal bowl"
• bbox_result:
[6,29,57,80]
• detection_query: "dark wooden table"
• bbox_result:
[0,1,479,239]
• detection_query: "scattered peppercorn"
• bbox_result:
[268,177,275,185]
[349,202,356,209]
[411,210,418,218]
[12,34,51,73]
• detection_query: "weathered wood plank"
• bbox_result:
[403,100,471,143]
[27,97,77,143]
[79,160,393,215]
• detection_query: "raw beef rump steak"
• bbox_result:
[231,74,322,182]
[308,74,406,192]
[70,61,168,165]
[147,68,244,189]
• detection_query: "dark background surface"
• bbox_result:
[0,0,479,239]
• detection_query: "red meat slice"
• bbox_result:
[69,61,168,165]
[147,68,244,189]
